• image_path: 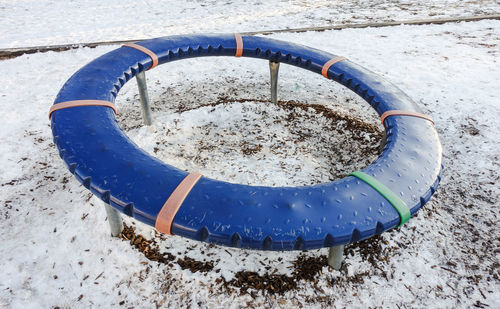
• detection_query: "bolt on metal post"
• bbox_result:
[269,61,280,104]
[327,245,345,270]
[104,203,123,237]
[136,71,153,126]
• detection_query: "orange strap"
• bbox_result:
[321,56,347,78]
[234,33,243,57]
[155,173,203,235]
[123,43,159,70]
[49,100,116,119]
[380,110,434,127]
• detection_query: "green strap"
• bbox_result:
[348,171,411,227]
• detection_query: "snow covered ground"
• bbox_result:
[1,1,499,308]
[1,0,499,48]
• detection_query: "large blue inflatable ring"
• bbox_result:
[50,34,442,250]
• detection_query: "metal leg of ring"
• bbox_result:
[269,61,280,104]
[104,203,124,237]
[327,245,345,270]
[136,71,153,126]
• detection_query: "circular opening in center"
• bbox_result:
[117,58,383,187]
[124,101,382,187]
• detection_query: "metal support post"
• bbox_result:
[269,61,280,104]
[327,245,345,270]
[104,203,124,237]
[136,71,153,125]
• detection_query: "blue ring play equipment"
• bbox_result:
[50,34,442,250]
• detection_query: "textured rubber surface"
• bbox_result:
[50,34,443,250]
[348,171,411,227]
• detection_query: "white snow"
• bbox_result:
[1,1,499,308]
[1,0,499,48]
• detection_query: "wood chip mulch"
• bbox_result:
[120,224,213,273]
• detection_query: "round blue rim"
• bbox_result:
[51,34,442,250]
